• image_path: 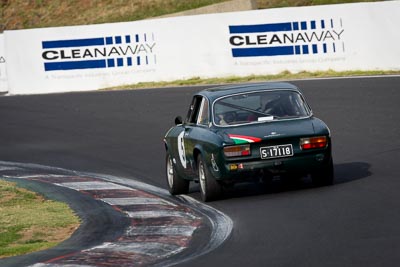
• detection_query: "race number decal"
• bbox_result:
[177,131,187,168]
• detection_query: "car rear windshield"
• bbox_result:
[213,90,311,126]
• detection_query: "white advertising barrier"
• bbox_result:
[4,1,400,95]
[0,34,8,93]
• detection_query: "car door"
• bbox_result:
[180,95,210,179]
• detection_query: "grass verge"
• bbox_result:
[0,0,228,31]
[1,0,383,32]
[0,179,80,258]
[103,70,400,90]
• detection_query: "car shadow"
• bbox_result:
[332,162,372,184]
[189,162,372,201]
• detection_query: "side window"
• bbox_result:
[197,98,209,126]
[186,96,203,124]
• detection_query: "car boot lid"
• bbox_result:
[218,118,316,145]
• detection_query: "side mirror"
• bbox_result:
[175,116,183,125]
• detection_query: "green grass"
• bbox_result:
[0,0,228,32]
[0,180,80,258]
[1,0,382,32]
[103,70,400,90]
[257,0,380,8]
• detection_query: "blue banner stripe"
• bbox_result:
[295,45,301,55]
[42,38,105,49]
[44,60,106,71]
[312,44,318,54]
[117,58,123,66]
[311,21,316,30]
[107,59,115,67]
[229,22,292,34]
[302,45,309,54]
[232,46,294,57]
[106,37,113,45]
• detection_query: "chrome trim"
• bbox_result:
[211,154,219,172]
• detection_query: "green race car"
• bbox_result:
[164,82,333,202]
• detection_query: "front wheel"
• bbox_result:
[311,158,334,186]
[166,153,189,195]
[198,155,222,202]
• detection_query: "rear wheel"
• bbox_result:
[198,155,222,202]
[166,153,189,195]
[311,158,334,186]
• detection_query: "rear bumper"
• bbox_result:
[214,151,331,181]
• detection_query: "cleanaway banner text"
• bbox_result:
[3,1,400,94]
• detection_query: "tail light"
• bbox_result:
[300,136,328,150]
[224,144,251,157]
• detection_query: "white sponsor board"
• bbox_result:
[3,1,400,95]
[0,34,8,93]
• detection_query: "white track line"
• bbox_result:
[31,264,93,267]
[101,197,175,207]
[126,225,197,237]
[56,181,132,191]
[126,210,198,219]
[88,242,185,258]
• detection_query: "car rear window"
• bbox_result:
[213,90,311,126]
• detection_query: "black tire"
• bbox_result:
[197,154,222,202]
[311,158,334,186]
[166,153,189,195]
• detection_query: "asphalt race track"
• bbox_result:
[1,76,400,266]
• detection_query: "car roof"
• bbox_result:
[197,82,300,101]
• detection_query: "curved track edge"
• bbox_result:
[0,160,233,267]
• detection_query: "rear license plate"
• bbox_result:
[260,144,293,159]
